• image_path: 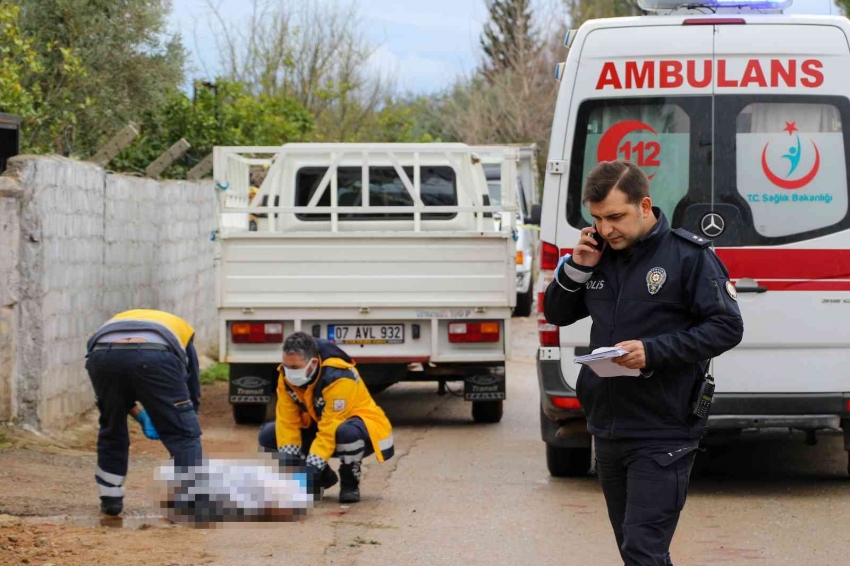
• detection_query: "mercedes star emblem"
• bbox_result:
[700,213,725,238]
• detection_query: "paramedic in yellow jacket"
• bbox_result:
[258,332,394,503]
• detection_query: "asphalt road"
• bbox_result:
[2,314,849,566]
[305,315,850,566]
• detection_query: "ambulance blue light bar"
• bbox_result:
[638,0,792,10]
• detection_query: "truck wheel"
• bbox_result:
[232,404,267,425]
[546,443,591,477]
[359,364,406,396]
[514,286,534,317]
[366,382,395,395]
[472,400,503,423]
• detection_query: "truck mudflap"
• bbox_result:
[229,364,278,405]
[464,365,506,401]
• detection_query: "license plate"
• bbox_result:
[464,375,506,401]
[328,324,405,345]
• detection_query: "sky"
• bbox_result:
[169,0,841,95]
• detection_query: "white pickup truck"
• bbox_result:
[212,143,528,424]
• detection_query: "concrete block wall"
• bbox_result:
[0,156,217,429]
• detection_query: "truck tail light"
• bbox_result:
[516,250,524,265]
[550,396,582,410]
[538,241,562,346]
[231,321,284,344]
[448,321,500,343]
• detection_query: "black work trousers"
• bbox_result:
[594,437,699,566]
[86,348,203,501]
[258,417,374,465]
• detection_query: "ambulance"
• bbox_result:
[536,0,850,477]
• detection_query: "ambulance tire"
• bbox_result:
[546,444,591,478]
[514,286,534,317]
[472,400,503,423]
[232,404,267,425]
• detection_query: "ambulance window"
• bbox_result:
[734,102,847,238]
[568,99,693,228]
[295,166,457,220]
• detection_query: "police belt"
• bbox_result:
[93,343,172,352]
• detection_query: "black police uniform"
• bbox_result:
[544,209,743,566]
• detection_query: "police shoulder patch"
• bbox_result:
[725,280,738,302]
[672,227,711,248]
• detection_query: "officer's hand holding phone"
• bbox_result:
[573,224,605,268]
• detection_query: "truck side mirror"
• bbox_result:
[528,204,542,226]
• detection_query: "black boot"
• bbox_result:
[100,496,123,516]
[338,463,361,503]
[320,465,339,490]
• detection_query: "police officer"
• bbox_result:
[544,161,744,566]
[85,309,203,516]
[258,332,394,503]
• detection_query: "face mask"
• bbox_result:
[285,358,317,387]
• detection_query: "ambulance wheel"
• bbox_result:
[546,444,591,478]
[232,404,267,425]
[472,400,503,423]
[514,287,534,317]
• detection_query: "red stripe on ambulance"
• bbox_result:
[557,248,850,291]
[595,59,824,90]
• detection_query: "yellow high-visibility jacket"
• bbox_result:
[275,340,394,465]
[86,309,201,409]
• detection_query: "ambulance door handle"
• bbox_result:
[735,278,767,294]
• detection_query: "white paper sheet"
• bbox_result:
[574,347,641,378]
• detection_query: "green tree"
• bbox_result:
[0,5,86,153]
[204,0,392,143]
[13,0,185,156]
[837,0,850,16]
[567,0,642,27]
[111,80,315,178]
[480,0,540,80]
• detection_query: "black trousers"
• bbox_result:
[594,437,699,566]
[258,417,374,465]
[86,349,203,500]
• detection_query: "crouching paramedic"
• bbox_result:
[85,309,203,516]
[258,332,394,503]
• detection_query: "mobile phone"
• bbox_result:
[590,224,604,251]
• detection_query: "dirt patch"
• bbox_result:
[0,518,211,566]
[0,382,262,517]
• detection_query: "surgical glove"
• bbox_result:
[133,409,160,440]
[305,464,323,499]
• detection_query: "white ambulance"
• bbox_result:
[537,0,850,477]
